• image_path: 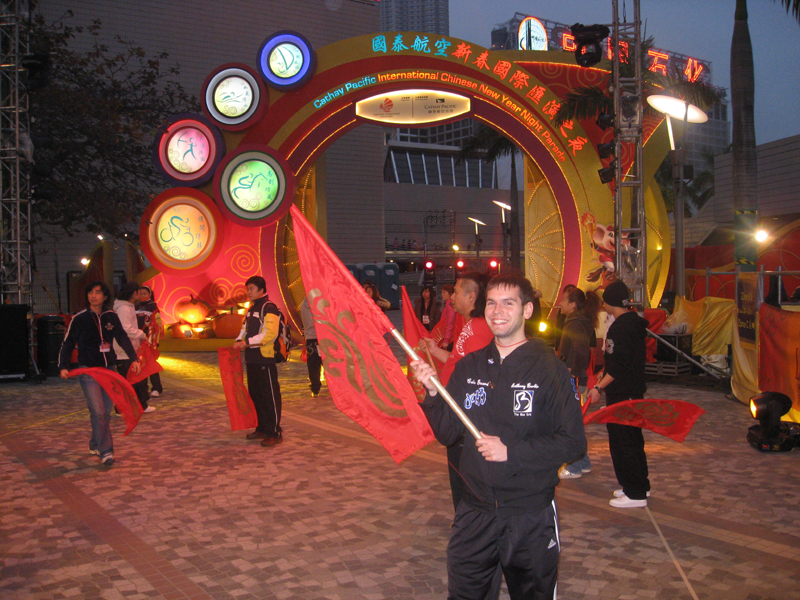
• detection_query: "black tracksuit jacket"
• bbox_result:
[421,338,587,516]
[58,309,138,370]
[603,310,649,400]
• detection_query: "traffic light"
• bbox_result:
[486,259,500,276]
[455,258,467,277]
[423,259,436,285]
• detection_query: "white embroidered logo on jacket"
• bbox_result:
[514,390,534,416]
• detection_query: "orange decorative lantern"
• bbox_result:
[212,310,245,339]
[174,295,211,324]
[168,322,215,339]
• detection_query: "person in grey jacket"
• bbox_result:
[113,281,153,413]
[300,296,322,397]
[556,286,601,479]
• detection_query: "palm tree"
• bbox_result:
[730,0,799,270]
[457,126,522,271]
[655,147,722,217]
[552,37,720,127]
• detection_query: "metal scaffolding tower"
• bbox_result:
[0,0,33,307]
[611,0,648,308]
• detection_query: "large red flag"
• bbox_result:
[126,342,163,385]
[217,346,258,431]
[290,205,435,463]
[67,368,142,435]
[584,399,705,443]
[401,285,441,401]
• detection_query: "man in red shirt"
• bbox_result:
[424,273,492,386]
[423,272,493,510]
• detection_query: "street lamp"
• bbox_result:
[468,217,486,263]
[493,200,512,267]
[646,94,708,299]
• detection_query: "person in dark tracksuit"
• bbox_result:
[586,280,650,508]
[412,273,586,600]
[59,281,141,467]
[233,276,283,447]
[300,296,322,397]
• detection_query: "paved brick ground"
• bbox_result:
[1,347,797,600]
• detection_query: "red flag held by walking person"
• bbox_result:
[217,346,258,431]
[67,368,142,435]
[126,342,163,385]
[584,399,705,443]
[290,205,435,463]
[401,285,441,401]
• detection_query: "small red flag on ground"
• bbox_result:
[67,368,142,435]
[401,285,441,402]
[290,205,434,463]
[217,346,258,431]
[126,342,163,385]
[584,399,705,443]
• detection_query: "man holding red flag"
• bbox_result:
[233,275,284,447]
[586,280,651,508]
[59,281,141,467]
[411,273,586,600]
[421,272,494,511]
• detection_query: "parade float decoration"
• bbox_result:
[142,30,675,348]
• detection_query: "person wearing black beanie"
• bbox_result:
[587,280,651,508]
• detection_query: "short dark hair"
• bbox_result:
[245,276,267,293]
[458,271,489,318]
[117,281,141,302]
[85,281,112,311]
[441,283,455,295]
[486,273,536,306]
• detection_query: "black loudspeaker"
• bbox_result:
[37,315,66,376]
[0,304,30,379]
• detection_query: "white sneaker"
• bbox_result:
[614,489,650,498]
[558,466,583,479]
[142,406,156,413]
[150,390,160,397]
[609,494,647,508]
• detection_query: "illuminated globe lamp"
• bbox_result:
[646,94,708,299]
[747,391,799,452]
[212,144,295,227]
[140,188,225,276]
[202,63,268,131]
[153,114,225,187]
[646,95,709,150]
[257,31,316,91]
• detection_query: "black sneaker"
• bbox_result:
[101,454,114,466]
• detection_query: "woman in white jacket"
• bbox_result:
[113,281,154,413]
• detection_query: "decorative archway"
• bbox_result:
[143,31,672,334]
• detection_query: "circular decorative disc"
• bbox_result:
[213,144,295,227]
[202,63,268,131]
[140,188,225,274]
[153,114,225,186]
[257,31,316,91]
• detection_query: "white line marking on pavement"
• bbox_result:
[646,506,700,600]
